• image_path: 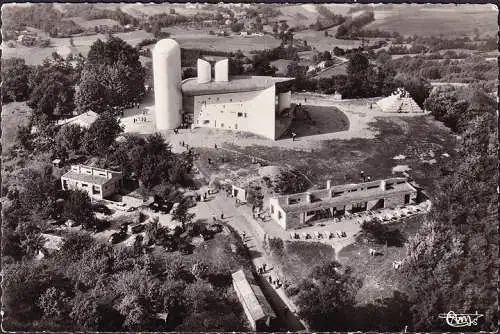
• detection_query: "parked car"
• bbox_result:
[120,222,130,232]
[159,206,170,214]
[66,219,80,227]
[126,206,137,212]
[109,231,127,244]
[92,203,113,215]
[208,223,223,233]
[130,223,144,234]
[178,242,193,255]
[92,219,111,233]
[149,202,160,213]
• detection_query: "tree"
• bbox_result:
[394,75,431,108]
[190,261,209,280]
[16,165,57,219]
[117,295,151,330]
[345,52,377,98]
[252,55,277,76]
[83,36,145,107]
[28,58,76,119]
[38,287,71,319]
[74,66,108,114]
[286,61,307,81]
[55,123,85,158]
[295,261,362,330]
[171,198,195,230]
[246,186,264,212]
[62,190,95,229]
[82,111,123,156]
[322,50,332,61]
[70,294,101,330]
[1,58,32,103]
[230,22,244,33]
[403,92,497,331]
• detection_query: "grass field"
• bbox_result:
[229,115,457,197]
[1,102,32,153]
[272,241,336,284]
[366,4,498,37]
[290,105,349,137]
[337,215,423,304]
[294,30,363,51]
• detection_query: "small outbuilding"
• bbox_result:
[232,269,276,331]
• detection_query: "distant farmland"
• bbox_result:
[365,5,498,36]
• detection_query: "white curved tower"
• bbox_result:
[197,59,211,83]
[153,39,182,130]
[215,59,229,82]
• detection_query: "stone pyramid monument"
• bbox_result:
[376,88,423,113]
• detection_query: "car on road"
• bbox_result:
[92,203,113,215]
[120,222,130,232]
[130,223,145,234]
[126,206,137,212]
[159,206,170,214]
[178,241,194,255]
[109,231,127,244]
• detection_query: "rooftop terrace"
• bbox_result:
[274,177,417,213]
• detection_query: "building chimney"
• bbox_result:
[197,59,211,83]
[214,59,229,82]
[326,180,331,189]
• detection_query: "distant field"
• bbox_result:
[171,33,281,53]
[294,30,363,51]
[366,5,498,37]
[2,30,154,65]
[313,63,348,78]
[64,17,121,30]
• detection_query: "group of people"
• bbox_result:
[360,170,372,182]
[268,274,282,289]
[133,116,148,123]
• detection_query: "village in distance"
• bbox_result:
[1,2,498,332]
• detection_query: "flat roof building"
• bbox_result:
[232,269,277,331]
[56,110,99,128]
[269,177,418,230]
[61,165,122,200]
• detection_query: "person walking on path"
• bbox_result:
[291,132,297,141]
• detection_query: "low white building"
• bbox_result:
[232,270,276,331]
[61,165,122,200]
[181,59,294,140]
[56,110,99,129]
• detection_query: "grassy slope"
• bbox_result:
[234,115,457,196]
[337,215,423,304]
[1,102,32,153]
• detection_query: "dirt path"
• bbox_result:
[191,189,307,331]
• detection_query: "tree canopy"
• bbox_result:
[76,37,145,112]
[2,58,32,103]
[82,111,123,156]
[403,90,497,331]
